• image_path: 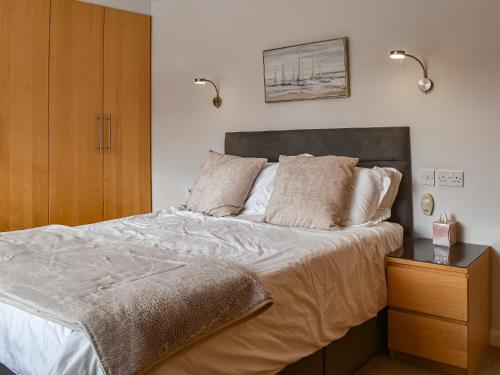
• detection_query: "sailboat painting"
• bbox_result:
[263,37,349,102]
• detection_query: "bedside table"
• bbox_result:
[386,239,490,374]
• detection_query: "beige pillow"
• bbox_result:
[186,151,266,217]
[265,155,358,229]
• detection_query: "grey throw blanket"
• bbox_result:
[0,226,273,375]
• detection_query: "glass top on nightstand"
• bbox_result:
[387,238,489,268]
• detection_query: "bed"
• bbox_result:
[0,127,413,375]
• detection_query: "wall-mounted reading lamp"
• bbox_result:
[389,50,433,93]
[194,78,222,108]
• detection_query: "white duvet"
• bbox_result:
[0,208,402,375]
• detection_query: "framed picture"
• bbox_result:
[263,37,350,103]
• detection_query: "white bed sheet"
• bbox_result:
[0,208,402,375]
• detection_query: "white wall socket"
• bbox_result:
[437,170,464,187]
[419,169,435,186]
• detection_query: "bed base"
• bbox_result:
[280,308,387,375]
[0,364,12,375]
[0,310,386,375]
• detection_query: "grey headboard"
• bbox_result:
[225,127,413,240]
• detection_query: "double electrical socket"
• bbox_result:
[437,170,464,187]
[419,169,464,187]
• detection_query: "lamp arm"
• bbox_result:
[404,54,428,78]
[204,79,220,98]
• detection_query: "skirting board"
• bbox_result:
[491,330,500,347]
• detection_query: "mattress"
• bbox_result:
[0,208,403,375]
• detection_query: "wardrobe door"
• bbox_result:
[103,9,151,220]
[49,0,104,226]
[0,0,50,231]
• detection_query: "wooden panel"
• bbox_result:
[388,264,468,321]
[49,0,104,226]
[389,309,468,369]
[467,249,490,373]
[103,8,151,220]
[386,256,468,274]
[0,0,50,231]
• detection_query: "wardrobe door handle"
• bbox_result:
[97,116,104,152]
[107,113,112,153]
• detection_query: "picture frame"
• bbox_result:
[263,37,350,103]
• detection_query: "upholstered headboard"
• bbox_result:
[225,127,413,241]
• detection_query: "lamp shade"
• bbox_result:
[194,78,207,85]
[390,50,406,59]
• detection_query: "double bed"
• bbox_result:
[0,127,413,375]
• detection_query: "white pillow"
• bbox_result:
[341,167,392,226]
[241,163,278,215]
[371,167,403,223]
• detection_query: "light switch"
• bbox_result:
[437,170,464,187]
[419,169,435,186]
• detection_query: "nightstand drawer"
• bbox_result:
[387,265,467,321]
[389,309,468,369]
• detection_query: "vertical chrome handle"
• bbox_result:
[107,113,112,153]
[97,116,104,152]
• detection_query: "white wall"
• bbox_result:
[151,0,500,339]
[78,0,150,15]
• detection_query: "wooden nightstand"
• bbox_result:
[386,239,491,374]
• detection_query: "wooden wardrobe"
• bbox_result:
[0,0,151,231]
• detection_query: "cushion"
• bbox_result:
[341,167,392,226]
[186,151,267,217]
[264,155,358,229]
[371,167,403,222]
[241,162,278,215]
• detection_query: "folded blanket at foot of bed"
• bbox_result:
[0,225,273,375]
